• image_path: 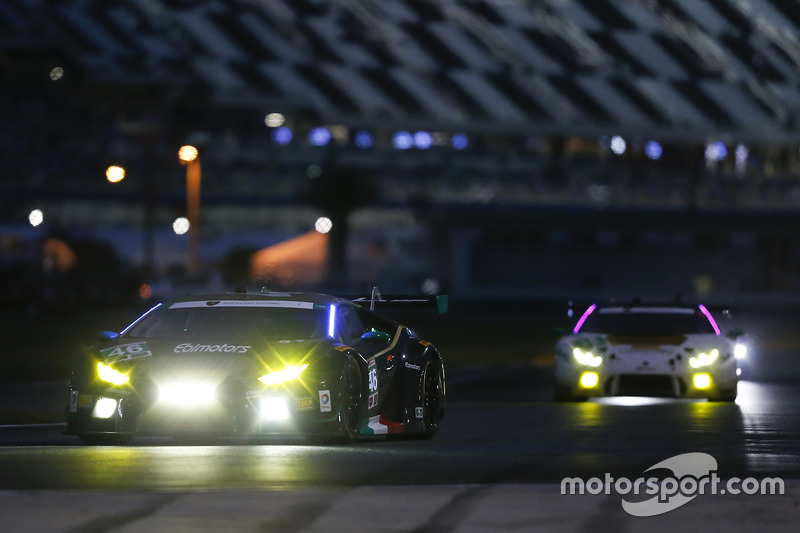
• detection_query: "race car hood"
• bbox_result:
[96,338,332,381]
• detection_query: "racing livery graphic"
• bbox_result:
[554,302,743,402]
[65,289,446,444]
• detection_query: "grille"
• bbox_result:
[612,375,677,397]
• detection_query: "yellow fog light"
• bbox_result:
[580,372,599,388]
[97,362,129,386]
[693,373,712,389]
[92,397,118,419]
[258,364,309,386]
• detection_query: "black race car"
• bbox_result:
[65,289,447,444]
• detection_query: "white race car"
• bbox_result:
[554,303,743,402]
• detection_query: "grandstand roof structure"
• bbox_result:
[4,0,800,142]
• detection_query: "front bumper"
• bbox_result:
[554,364,737,399]
[64,380,343,438]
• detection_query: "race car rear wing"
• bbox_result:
[350,287,448,314]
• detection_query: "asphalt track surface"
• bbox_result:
[2,369,800,488]
[2,372,800,531]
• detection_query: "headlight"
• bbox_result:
[258,364,309,386]
[734,343,747,360]
[572,347,602,367]
[689,349,719,368]
[97,362,130,386]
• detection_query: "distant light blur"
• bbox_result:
[309,127,331,146]
[29,209,44,227]
[610,136,627,155]
[178,145,198,164]
[452,133,469,150]
[105,165,125,183]
[421,278,440,294]
[315,216,333,234]
[264,112,285,127]
[138,284,153,300]
[393,131,413,150]
[735,144,749,175]
[273,126,292,145]
[173,217,190,235]
[306,164,322,179]
[705,141,727,162]
[49,67,64,81]
[354,130,373,149]
[413,131,433,149]
[644,140,663,160]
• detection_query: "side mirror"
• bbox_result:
[361,330,391,344]
[726,328,744,340]
[97,331,119,341]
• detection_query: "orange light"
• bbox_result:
[178,145,199,164]
[106,165,125,183]
[138,284,153,300]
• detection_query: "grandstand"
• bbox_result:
[3,0,800,302]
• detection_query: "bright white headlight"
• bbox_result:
[572,347,602,367]
[158,383,217,406]
[734,343,747,360]
[259,396,290,421]
[92,397,118,419]
[689,349,719,368]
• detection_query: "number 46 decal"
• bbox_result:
[101,342,152,363]
[367,359,378,408]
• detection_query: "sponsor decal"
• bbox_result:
[415,406,424,419]
[295,398,313,410]
[368,392,379,409]
[418,340,431,347]
[69,391,78,413]
[78,394,94,409]
[404,362,421,371]
[101,342,152,363]
[319,390,331,412]
[334,345,351,352]
[360,415,404,435]
[174,343,250,354]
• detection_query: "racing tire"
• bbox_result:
[78,434,133,446]
[339,355,364,443]
[708,388,737,402]
[420,360,445,440]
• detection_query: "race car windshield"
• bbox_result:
[123,306,330,341]
[580,311,717,336]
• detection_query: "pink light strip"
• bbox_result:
[697,304,720,336]
[573,303,597,334]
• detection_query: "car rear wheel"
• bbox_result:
[709,388,737,402]
[420,360,445,439]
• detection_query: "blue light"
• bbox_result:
[452,133,469,150]
[328,305,336,338]
[309,127,331,147]
[705,141,727,162]
[354,130,373,149]
[413,131,433,149]
[645,140,663,160]
[393,131,413,150]
[273,126,293,145]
